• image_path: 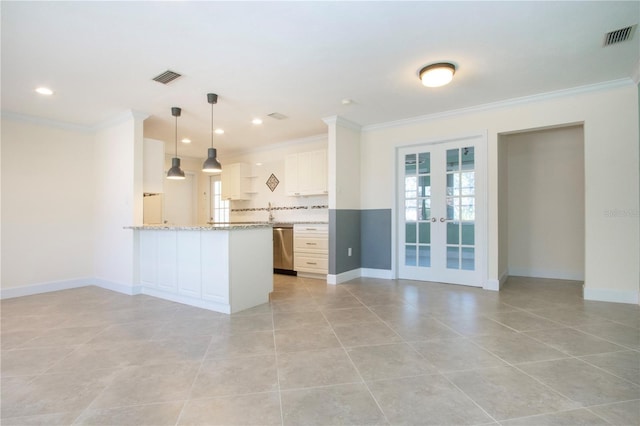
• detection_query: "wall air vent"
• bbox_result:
[152,70,182,84]
[603,25,636,46]
[267,112,288,120]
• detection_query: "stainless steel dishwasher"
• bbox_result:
[273,225,296,275]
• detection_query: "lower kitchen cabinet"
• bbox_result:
[294,224,328,277]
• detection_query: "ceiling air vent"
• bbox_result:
[267,112,288,120]
[152,70,182,85]
[603,25,636,46]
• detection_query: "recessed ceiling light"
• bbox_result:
[252,118,263,125]
[256,162,263,166]
[341,98,354,105]
[419,62,456,87]
[35,87,54,95]
[181,138,191,144]
[214,129,224,135]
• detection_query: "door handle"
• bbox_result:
[440,217,446,222]
[431,217,436,223]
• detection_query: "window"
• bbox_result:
[210,176,229,223]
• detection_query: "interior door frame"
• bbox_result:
[393,131,489,288]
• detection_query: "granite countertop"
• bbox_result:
[126,221,328,231]
[125,224,272,231]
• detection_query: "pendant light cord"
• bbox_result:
[210,102,214,149]
[174,114,178,157]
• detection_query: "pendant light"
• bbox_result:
[167,107,186,180]
[202,93,222,173]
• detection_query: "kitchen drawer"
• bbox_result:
[295,255,328,273]
[294,224,328,235]
[294,237,328,252]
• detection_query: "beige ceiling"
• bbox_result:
[1,1,638,159]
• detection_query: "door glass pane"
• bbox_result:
[446,149,459,171]
[461,197,475,221]
[418,222,431,244]
[404,200,418,222]
[447,247,459,269]
[406,222,417,244]
[447,197,460,220]
[405,154,416,174]
[405,176,417,198]
[462,247,475,270]
[461,172,474,196]
[419,198,431,220]
[461,147,475,170]
[418,246,431,267]
[405,245,417,266]
[447,222,459,245]
[446,173,460,196]
[418,176,430,197]
[461,223,474,245]
[418,152,430,174]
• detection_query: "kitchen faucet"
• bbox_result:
[268,202,275,223]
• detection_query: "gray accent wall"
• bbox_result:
[329,209,361,274]
[329,208,392,275]
[361,209,392,270]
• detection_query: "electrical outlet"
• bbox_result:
[348,247,352,256]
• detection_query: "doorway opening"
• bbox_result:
[498,124,585,287]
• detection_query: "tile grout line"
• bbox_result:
[270,303,286,426]
[318,291,392,426]
[172,332,217,426]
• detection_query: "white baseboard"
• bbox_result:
[0,278,93,299]
[508,267,584,281]
[93,278,141,296]
[327,268,362,285]
[583,287,639,305]
[141,287,231,314]
[483,279,500,291]
[360,268,393,279]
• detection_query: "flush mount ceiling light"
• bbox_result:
[252,118,263,125]
[214,129,224,135]
[167,107,186,180]
[202,93,222,174]
[419,62,456,87]
[181,138,191,144]
[35,87,54,95]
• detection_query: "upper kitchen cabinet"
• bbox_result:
[143,138,165,193]
[221,162,254,200]
[285,150,327,196]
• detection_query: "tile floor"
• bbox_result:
[1,275,639,425]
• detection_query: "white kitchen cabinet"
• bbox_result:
[285,150,327,196]
[143,138,165,193]
[221,162,253,200]
[294,223,328,276]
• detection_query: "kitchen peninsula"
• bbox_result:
[127,224,272,314]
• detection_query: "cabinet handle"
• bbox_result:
[306,262,317,265]
[306,228,317,231]
[306,242,317,245]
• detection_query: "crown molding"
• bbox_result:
[93,109,150,131]
[1,109,150,133]
[322,115,362,131]
[223,133,327,157]
[363,78,635,132]
[0,110,94,133]
[632,59,640,85]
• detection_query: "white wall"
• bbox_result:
[326,117,361,210]
[93,112,145,290]
[360,82,639,303]
[1,118,95,290]
[504,126,585,280]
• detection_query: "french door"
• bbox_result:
[398,136,486,287]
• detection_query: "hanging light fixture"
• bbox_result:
[167,107,186,180]
[419,62,456,87]
[202,93,222,173]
